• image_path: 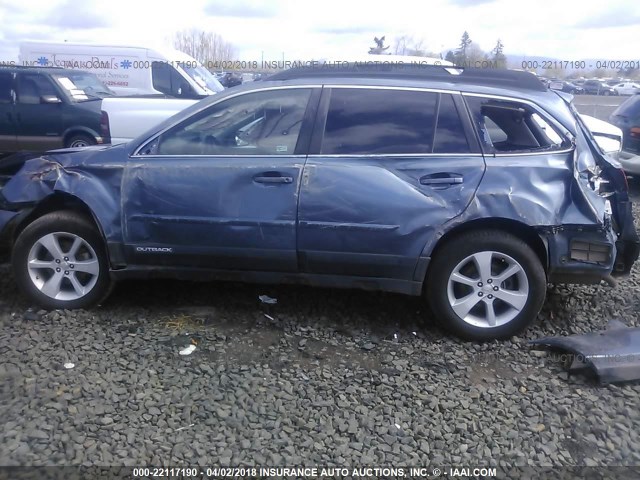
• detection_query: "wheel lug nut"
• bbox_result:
[493,286,499,291]
[55,259,61,264]
[487,279,493,284]
[477,282,483,287]
[64,257,69,261]
[56,267,61,272]
[478,292,483,297]
[70,265,75,269]
[488,294,493,299]
[64,271,69,275]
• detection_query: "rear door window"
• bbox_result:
[321,88,438,154]
[433,93,470,153]
[464,96,570,153]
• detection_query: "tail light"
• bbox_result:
[100,111,111,142]
[630,126,640,139]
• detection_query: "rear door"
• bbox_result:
[14,72,64,150]
[0,72,17,153]
[297,86,484,281]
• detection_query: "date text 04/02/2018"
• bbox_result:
[521,60,640,70]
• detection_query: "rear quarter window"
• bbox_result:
[464,96,570,154]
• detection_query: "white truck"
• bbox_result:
[19,42,224,98]
[101,97,198,145]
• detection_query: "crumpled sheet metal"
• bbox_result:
[1,148,125,241]
[531,320,640,383]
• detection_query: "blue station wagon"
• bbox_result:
[0,65,638,340]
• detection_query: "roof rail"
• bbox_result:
[267,63,546,92]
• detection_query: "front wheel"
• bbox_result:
[426,230,546,341]
[12,211,112,310]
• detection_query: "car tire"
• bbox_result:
[426,230,546,341]
[12,211,113,310]
[65,134,96,148]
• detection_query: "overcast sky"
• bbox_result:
[1,0,639,63]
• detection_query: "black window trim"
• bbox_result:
[308,85,483,157]
[461,92,575,157]
[131,85,323,157]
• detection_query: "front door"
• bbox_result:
[122,87,318,272]
[298,87,485,281]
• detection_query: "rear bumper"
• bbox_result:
[544,226,619,284]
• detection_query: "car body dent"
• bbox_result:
[0,145,126,253]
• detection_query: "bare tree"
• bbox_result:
[392,35,438,57]
[173,29,238,66]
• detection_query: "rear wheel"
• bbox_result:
[65,134,96,148]
[12,211,112,310]
[426,230,546,341]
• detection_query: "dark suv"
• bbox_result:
[0,65,637,340]
[0,66,112,155]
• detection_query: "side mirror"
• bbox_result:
[41,95,62,104]
[176,82,194,98]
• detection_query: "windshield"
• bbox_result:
[52,72,115,101]
[181,64,224,93]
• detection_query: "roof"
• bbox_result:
[0,65,79,74]
[267,64,547,92]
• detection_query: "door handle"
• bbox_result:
[254,175,293,184]
[420,175,464,185]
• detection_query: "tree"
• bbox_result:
[392,35,438,58]
[444,50,456,64]
[491,39,507,69]
[172,29,238,67]
[454,31,472,66]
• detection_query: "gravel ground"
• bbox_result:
[0,183,639,469]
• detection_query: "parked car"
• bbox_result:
[0,65,638,341]
[20,42,224,98]
[0,66,113,154]
[549,80,584,94]
[582,80,617,96]
[613,82,640,96]
[218,72,243,88]
[609,94,640,176]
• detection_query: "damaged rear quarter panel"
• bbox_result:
[418,144,615,282]
[1,146,127,244]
